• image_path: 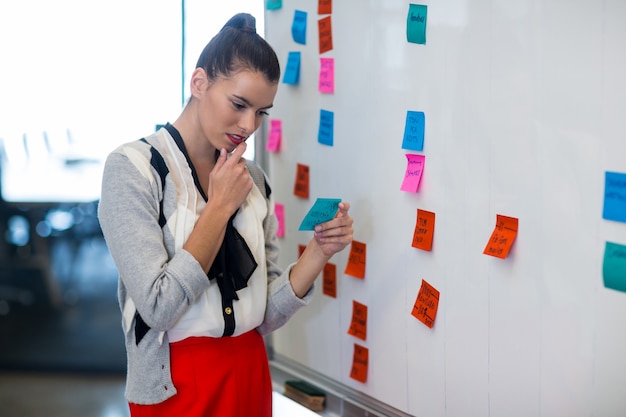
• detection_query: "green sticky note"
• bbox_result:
[407,4,427,44]
[603,241,626,293]
[266,0,282,10]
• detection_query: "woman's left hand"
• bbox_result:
[313,202,354,258]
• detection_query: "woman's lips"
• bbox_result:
[227,134,245,145]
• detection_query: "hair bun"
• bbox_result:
[223,13,256,33]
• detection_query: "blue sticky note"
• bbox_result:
[299,198,341,230]
[318,109,334,146]
[402,111,425,151]
[603,241,626,293]
[283,52,301,85]
[407,4,427,44]
[266,0,282,10]
[292,10,307,45]
[603,171,626,223]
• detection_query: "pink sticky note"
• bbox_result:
[275,202,285,237]
[400,154,425,193]
[266,119,282,152]
[319,58,334,93]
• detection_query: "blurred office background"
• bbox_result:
[0,1,264,415]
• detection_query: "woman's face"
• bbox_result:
[197,69,278,153]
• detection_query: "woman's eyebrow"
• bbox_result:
[233,94,274,109]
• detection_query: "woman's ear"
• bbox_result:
[190,67,210,98]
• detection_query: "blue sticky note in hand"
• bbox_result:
[299,198,341,230]
[603,171,626,223]
[292,10,307,44]
[402,111,425,151]
[283,51,301,85]
[318,109,334,146]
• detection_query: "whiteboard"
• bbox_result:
[264,1,626,415]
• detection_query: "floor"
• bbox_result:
[0,372,129,417]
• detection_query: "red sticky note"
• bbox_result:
[350,343,368,383]
[347,300,367,341]
[275,203,285,238]
[322,263,337,298]
[483,214,519,259]
[298,244,306,258]
[344,240,366,279]
[412,209,435,251]
[318,16,333,54]
[411,279,440,328]
[400,153,425,193]
[266,119,282,152]
[318,0,332,14]
[293,163,310,199]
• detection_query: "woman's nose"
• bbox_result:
[238,111,256,135]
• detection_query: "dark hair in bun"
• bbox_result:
[195,13,280,83]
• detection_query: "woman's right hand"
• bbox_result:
[207,143,253,214]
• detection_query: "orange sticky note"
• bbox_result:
[318,16,333,54]
[412,209,435,251]
[411,279,440,328]
[322,263,337,298]
[275,203,285,238]
[298,244,306,258]
[266,119,282,152]
[350,343,368,383]
[483,214,519,259]
[318,0,332,14]
[344,240,366,279]
[347,300,367,340]
[293,163,310,199]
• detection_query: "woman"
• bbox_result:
[98,12,353,417]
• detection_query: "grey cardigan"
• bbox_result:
[98,127,312,404]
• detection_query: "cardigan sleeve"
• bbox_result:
[98,149,210,332]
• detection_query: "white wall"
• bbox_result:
[265,1,626,416]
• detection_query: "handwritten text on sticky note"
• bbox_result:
[411,279,440,328]
[293,163,310,199]
[350,343,368,383]
[402,111,425,151]
[266,119,282,152]
[292,10,307,44]
[323,263,337,298]
[345,240,366,279]
[318,16,333,54]
[603,171,626,223]
[407,4,427,44]
[319,58,334,93]
[318,109,334,146]
[283,51,301,85]
[400,154,425,193]
[412,209,435,251]
[318,0,332,14]
[347,300,367,341]
[299,198,341,230]
[483,214,519,259]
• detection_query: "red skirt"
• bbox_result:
[129,330,272,417]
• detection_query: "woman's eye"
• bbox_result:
[259,110,270,116]
[232,102,245,110]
